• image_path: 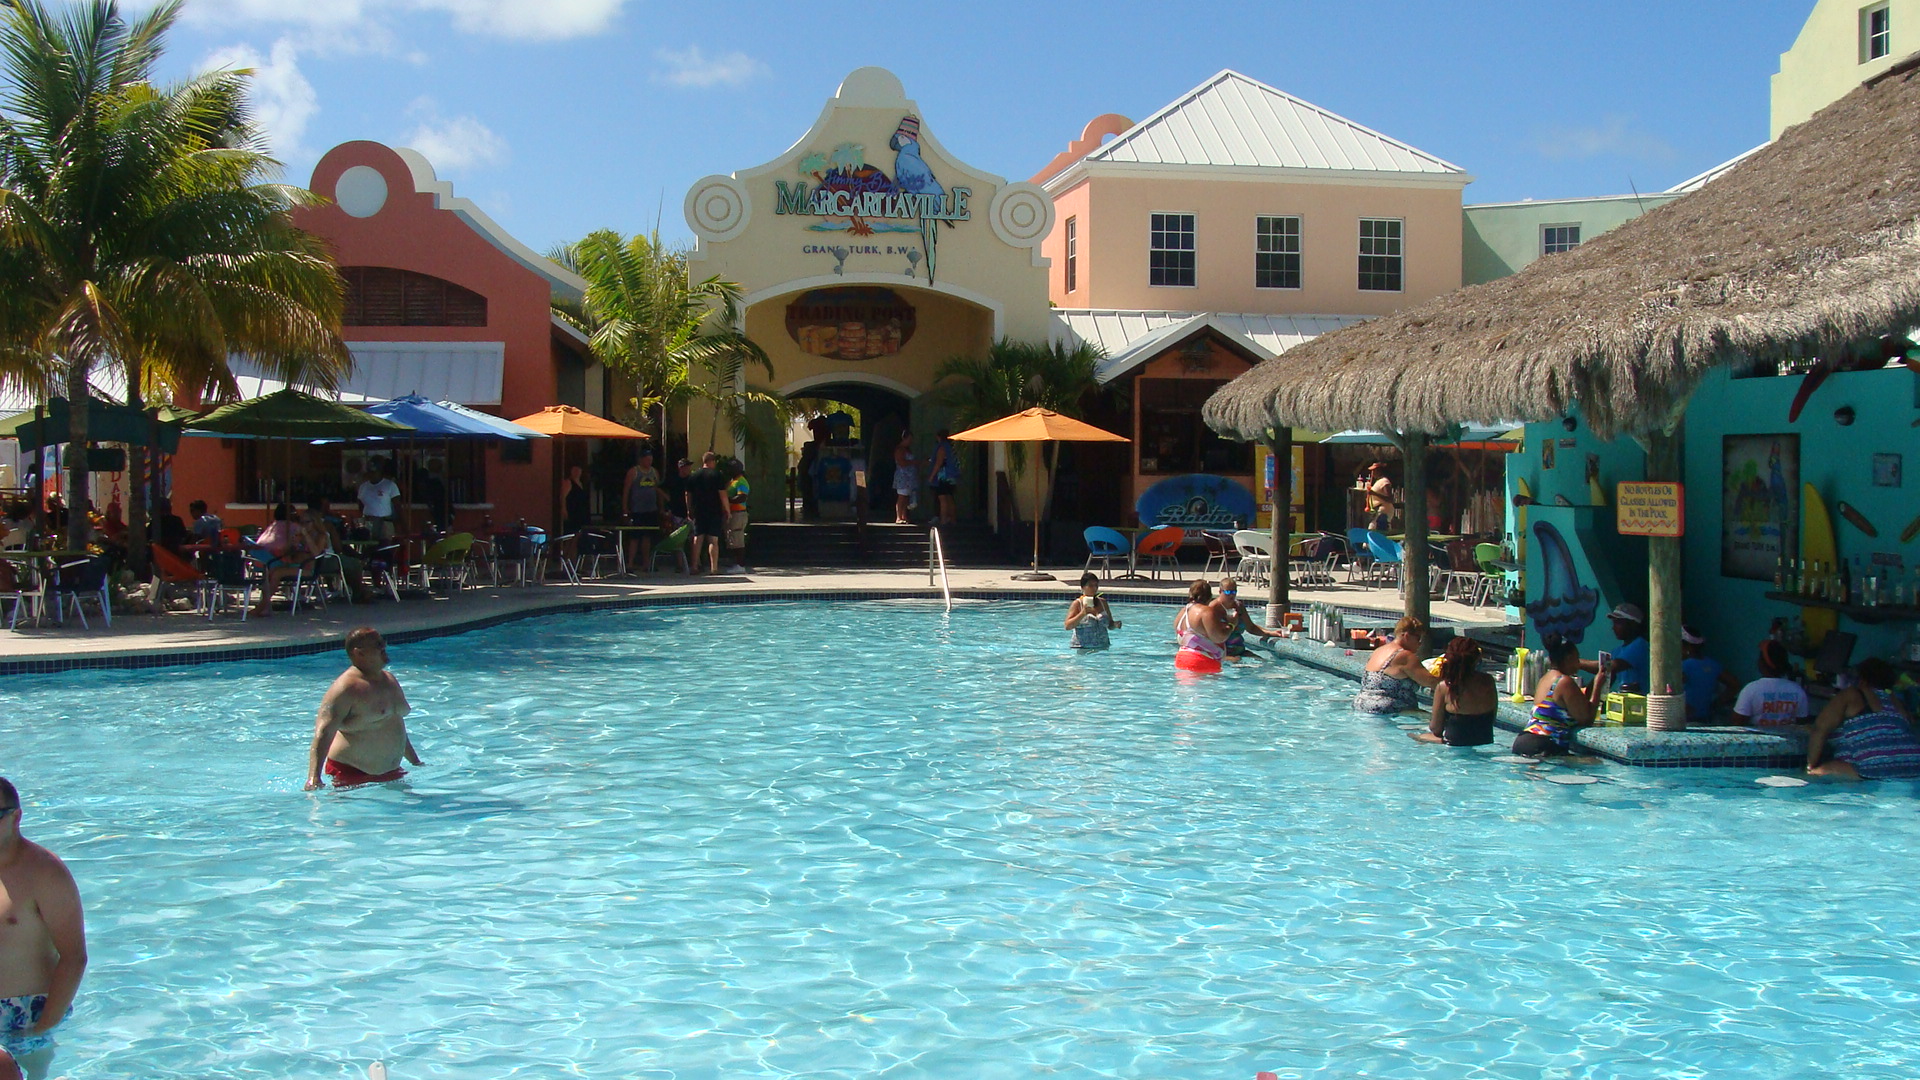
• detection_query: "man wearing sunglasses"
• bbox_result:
[307,628,424,789]
[0,777,86,1080]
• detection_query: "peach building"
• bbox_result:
[167,141,599,533]
[1036,70,1472,528]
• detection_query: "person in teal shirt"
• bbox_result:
[1680,624,1738,723]
[1606,603,1650,694]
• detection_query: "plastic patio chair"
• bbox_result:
[650,523,693,574]
[1473,542,1508,607]
[414,533,475,595]
[1434,539,1482,602]
[51,555,111,628]
[491,531,538,586]
[1365,531,1404,588]
[1345,527,1376,583]
[1200,531,1233,577]
[151,546,215,615]
[1231,529,1274,585]
[0,557,42,630]
[203,549,257,619]
[1135,525,1184,580]
[1082,526,1130,579]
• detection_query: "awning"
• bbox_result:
[228,341,507,406]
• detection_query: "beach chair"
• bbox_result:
[1135,525,1184,580]
[51,555,111,628]
[650,523,692,574]
[1082,526,1130,579]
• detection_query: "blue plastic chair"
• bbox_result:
[1345,527,1376,583]
[1083,526,1130,579]
[1365,530,1404,587]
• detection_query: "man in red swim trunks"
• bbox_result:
[306,628,423,789]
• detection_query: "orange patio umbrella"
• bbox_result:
[509,405,650,532]
[950,407,1128,581]
[509,404,650,440]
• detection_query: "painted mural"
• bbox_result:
[1526,520,1600,643]
[1721,434,1799,581]
[1136,474,1258,537]
[774,115,967,283]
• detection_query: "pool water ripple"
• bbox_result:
[6,600,1920,1077]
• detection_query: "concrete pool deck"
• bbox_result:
[3,568,1803,769]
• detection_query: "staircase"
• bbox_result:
[747,521,1011,568]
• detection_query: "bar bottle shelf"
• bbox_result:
[1763,590,1920,624]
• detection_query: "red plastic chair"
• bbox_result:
[1135,525,1186,580]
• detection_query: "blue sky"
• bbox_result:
[146,0,1815,255]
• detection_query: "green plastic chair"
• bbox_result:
[1474,542,1506,607]
[649,523,692,574]
[415,532,475,594]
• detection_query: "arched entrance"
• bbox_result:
[781,376,915,519]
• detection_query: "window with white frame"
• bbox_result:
[1863,3,1892,61]
[1064,216,1078,293]
[1255,215,1301,289]
[1149,212,1196,287]
[1358,218,1403,292]
[1541,224,1582,256]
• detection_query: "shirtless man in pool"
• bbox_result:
[306,628,423,789]
[0,777,86,1080]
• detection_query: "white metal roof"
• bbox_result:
[1664,143,1766,194]
[229,341,507,407]
[1050,309,1371,384]
[1083,70,1467,178]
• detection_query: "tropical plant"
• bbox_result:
[550,228,788,460]
[931,337,1104,474]
[0,0,350,559]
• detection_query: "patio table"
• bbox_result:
[606,524,659,575]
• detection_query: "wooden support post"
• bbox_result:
[1398,433,1432,627]
[1265,429,1291,627]
[1644,423,1683,699]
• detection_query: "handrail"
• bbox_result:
[929,525,953,613]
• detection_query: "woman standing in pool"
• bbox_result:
[1211,576,1280,657]
[1174,579,1230,672]
[1353,616,1437,713]
[1514,636,1606,758]
[1416,636,1499,746]
[1065,571,1122,649]
[1806,658,1920,780]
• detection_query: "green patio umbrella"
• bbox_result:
[0,397,196,452]
[186,388,414,439]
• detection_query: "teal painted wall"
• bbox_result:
[1462,195,1678,285]
[1508,421,1651,656]
[1506,366,1920,684]
[1682,366,1920,682]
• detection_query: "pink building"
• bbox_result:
[1036,71,1472,528]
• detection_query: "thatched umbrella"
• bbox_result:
[1206,51,1920,708]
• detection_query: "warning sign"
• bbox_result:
[1617,481,1684,537]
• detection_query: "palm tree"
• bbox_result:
[551,228,786,460]
[933,336,1104,471]
[0,0,350,557]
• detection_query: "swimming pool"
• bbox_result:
[8,599,1920,1078]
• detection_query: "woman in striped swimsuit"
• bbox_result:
[1513,635,1606,758]
[1807,658,1920,780]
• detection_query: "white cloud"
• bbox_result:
[1537,115,1679,165]
[403,98,508,171]
[651,45,769,89]
[177,0,626,44]
[201,38,318,159]
[414,0,627,39]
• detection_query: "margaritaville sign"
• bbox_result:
[775,182,971,223]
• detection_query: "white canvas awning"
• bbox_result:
[229,341,507,406]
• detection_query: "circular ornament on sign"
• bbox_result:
[684,175,751,242]
[988,181,1053,248]
[334,165,389,219]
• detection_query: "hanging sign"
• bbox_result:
[785,287,916,360]
[1617,481,1684,537]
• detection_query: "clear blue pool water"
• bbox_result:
[6,599,1920,1079]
